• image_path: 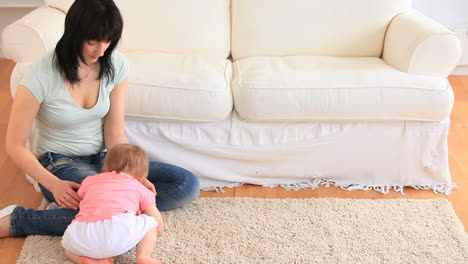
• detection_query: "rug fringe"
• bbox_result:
[201,183,243,193]
[202,179,457,195]
[273,179,457,195]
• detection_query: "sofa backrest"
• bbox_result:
[231,0,411,60]
[116,0,230,58]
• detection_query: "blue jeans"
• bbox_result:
[10,152,200,237]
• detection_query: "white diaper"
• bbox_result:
[61,213,158,259]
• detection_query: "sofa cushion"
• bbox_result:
[124,52,233,121]
[117,0,230,58]
[232,56,453,121]
[231,0,410,60]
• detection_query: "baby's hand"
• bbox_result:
[141,179,156,195]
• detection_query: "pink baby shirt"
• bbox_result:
[74,171,155,222]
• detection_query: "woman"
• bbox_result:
[0,0,199,238]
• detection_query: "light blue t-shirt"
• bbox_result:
[21,50,128,156]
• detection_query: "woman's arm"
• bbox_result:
[103,77,129,150]
[105,77,158,193]
[6,85,80,209]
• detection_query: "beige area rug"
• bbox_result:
[18,198,468,264]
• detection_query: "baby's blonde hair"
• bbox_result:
[102,143,149,181]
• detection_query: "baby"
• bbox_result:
[61,143,165,264]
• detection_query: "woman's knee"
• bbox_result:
[150,162,200,211]
[149,162,199,192]
[184,170,200,200]
[174,169,200,203]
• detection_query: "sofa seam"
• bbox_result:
[125,114,227,122]
[128,81,231,92]
[237,81,451,92]
[236,61,242,85]
[223,59,230,94]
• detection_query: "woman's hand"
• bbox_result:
[142,178,157,195]
[50,180,81,210]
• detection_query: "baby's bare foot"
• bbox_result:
[137,256,162,264]
[79,256,114,264]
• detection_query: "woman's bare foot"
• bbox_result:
[0,216,12,238]
[137,256,162,264]
[79,256,114,264]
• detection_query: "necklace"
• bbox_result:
[81,63,96,80]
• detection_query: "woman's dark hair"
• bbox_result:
[54,0,123,85]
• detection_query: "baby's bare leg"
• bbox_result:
[136,228,161,264]
[0,216,11,238]
[64,250,82,264]
[64,249,113,264]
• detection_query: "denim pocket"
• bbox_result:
[38,152,74,171]
[48,159,74,170]
[38,152,100,184]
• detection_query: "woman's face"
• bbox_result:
[81,40,111,64]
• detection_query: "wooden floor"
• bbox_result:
[0,58,467,263]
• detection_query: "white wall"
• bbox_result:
[412,0,468,75]
[412,0,468,27]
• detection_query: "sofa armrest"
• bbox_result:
[1,6,65,62]
[382,10,462,78]
[44,0,74,13]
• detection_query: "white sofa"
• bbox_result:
[2,0,462,194]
